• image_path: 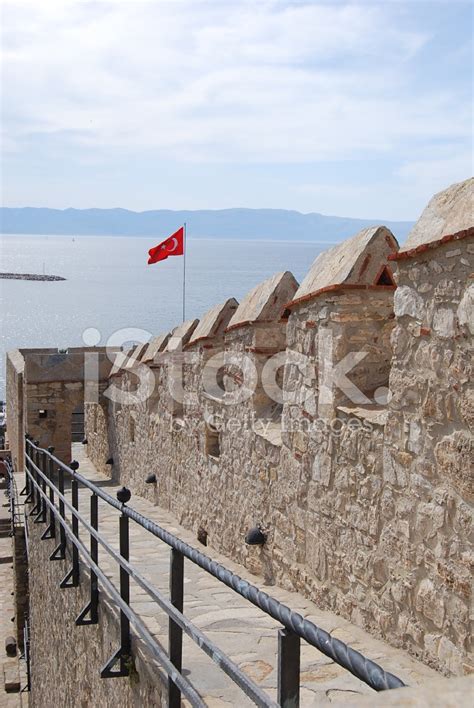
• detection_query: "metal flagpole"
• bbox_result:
[182,222,187,323]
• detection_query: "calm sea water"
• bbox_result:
[0,234,327,397]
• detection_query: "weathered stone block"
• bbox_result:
[415,578,445,628]
[394,286,424,319]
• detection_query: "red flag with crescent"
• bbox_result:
[148,226,184,264]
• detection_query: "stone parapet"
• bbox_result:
[8,178,473,678]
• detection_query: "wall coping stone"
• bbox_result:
[290,226,398,307]
[226,271,298,332]
[398,177,473,254]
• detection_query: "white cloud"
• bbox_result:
[395,151,473,206]
[294,149,472,220]
[3,0,466,165]
[0,0,471,218]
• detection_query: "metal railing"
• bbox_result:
[21,621,31,693]
[24,436,406,707]
[3,456,23,535]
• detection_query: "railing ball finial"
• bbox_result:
[34,440,40,447]
[117,487,131,504]
[70,460,80,472]
[48,446,55,454]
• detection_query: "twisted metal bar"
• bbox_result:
[25,452,278,708]
[123,507,405,692]
[26,438,406,692]
[24,462,205,707]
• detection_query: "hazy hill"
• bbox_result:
[0,207,413,243]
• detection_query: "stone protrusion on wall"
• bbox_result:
[227,270,299,331]
[287,225,398,309]
[183,298,239,415]
[165,319,199,352]
[163,319,199,416]
[140,332,171,364]
[187,298,238,349]
[214,272,298,576]
[283,225,399,423]
[396,177,473,255]
[224,271,299,418]
[127,342,148,366]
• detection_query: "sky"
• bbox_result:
[0,0,472,220]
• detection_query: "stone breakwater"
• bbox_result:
[0,272,66,281]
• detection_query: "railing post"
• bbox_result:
[41,449,48,520]
[119,511,130,650]
[34,449,47,523]
[22,435,31,498]
[277,628,300,708]
[49,461,66,561]
[28,440,34,502]
[101,487,131,678]
[71,478,80,583]
[43,447,56,539]
[35,442,41,509]
[76,492,99,625]
[22,622,31,693]
[33,443,38,490]
[28,441,41,515]
[60,461,80,588]
[40,447,56,539]
[168,548,184,708]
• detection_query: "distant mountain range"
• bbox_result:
[0,207,414,243]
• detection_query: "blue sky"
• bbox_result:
[1,0,472,220]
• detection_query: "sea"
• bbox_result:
[0,233,328,398]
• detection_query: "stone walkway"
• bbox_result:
[67,444,438,706]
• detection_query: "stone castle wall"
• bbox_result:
[5,349,24,471]
[26,517,166,707]
[5,348,117,468]
[84,225,473,676]
[7,180,471,679]
[384,237,473,675]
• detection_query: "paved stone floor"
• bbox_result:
[61,443,442,707]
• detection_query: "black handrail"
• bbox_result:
[3,456,22,535]
[25,451,276,706]
[24,437,406,707]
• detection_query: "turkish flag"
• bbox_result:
[148,227,184,264]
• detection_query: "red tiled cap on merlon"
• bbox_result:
[128,342,148,364]
[391,177,474,261]
[165,319,199,352]
[285,225,398,310]
[226,271,299,332]
[109,337,168,377]
[141,332,171,363]
[108,349,135,378]
[186,298,239,347]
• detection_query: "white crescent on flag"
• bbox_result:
[167,237,179,252]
